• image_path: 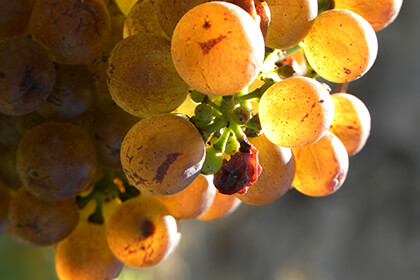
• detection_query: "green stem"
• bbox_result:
[236,82,274,102]
[214,127,231,152]
[228,119,245,141]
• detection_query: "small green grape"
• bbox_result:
[190,90,206,103]
[201,147,223,175]
[232,106,251,125]
[224,134,239,156]
[194,103,213,123]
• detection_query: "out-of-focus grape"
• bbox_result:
[304,9,378,83]
[121,114,205,195]
[329,93,371,156]
[292,131,349,197]
[0,0,36,38]
[171,1,265,96]
[259,77,334,148]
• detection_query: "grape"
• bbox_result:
[107,33,190,117]
[153,174,217,219]
[121,114,205,195]
[303,9,378,83]
[37,64,96,122]
[106,195,181,267]
[265,0,318,50]
[55,221,123,280]
[259,77,334,148]
[292,131,349,197]
[123,0,167,38]
[329,93,371,156]
[156,0,209,38]
[14,112,46,134]
[198,188,241,221]
[0,0,36,38]
[0,36,55,116]
[171,1,265,96]
[17,122,97,202]
[334,0,403,31]
[7,189,79,246]
[80,100,139,170]
[0,183,11,235]
[235,134,295,205]
[87,15,125,99]
[30,0,111,65]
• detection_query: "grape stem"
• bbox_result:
[336,82,349,93]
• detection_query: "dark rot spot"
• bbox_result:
[198,34,227,55]
[343,67,352,74]
[0,72,5,78]
[140,219,155,238]
[203,19,211,29]
[153,152,182,183]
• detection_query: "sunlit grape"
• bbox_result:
[259,77,334,148]
[198,188,241,221]
[265,0,318,49]
[292,131,349,197]
[171,1,265,96]
[304,9,378,83]
[329,93,371,156]
[121,114,205,195]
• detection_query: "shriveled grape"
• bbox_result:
[17,122,97,202]
[171,1,265,96]
[329,93,371,156]
[108,33,189,117]
[106,195,181,267]
[235,134,295,205]
[121,114,205,195]
[292,131,349,197]
[304,9,378,83]
[259,77,334,148]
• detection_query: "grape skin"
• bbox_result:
[107,33,190,118]
[171,1,265,96]
[292,131,349,197]
[235,134,296,206]
[198,188,241,221]
[259,77,334,148]
[120,114,205,195]
[329,93,371,156]
[265,0,318,50]
[304,9,378,83]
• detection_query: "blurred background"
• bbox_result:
[1,1,419,279]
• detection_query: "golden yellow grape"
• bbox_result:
[304,9,378,83]
[235,134,295,205]
[198,188,241,221]
[265,0,318,49]
[120,114,205,195]
[259,77,334,148]
[153,174,216,219]
[123,0,167,38]
[329,93,371,156]
[105,195,181,267]
[55,221,123,280]
[292,131,349,197]
[108,33,189,117]
[171,1,265,96]
[334,0,403,31]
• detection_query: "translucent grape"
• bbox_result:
[7,189,79,246]
[265,0,318,49]
[121,114,205,195]
[334,0,403,31]
[329,93,371,156]
[171,1,265,96]
[106,195,181,267]
[292,131,349,197]
[259,77,334,148]
[0,36,55,115]
[55,221,123,280]
[108,33,189,117]
[304,9,378,83]
[30,0,111,64]
[198,188,241,221]
[17,122,97,202]
[235,134,295,205]
[153,174,216,219]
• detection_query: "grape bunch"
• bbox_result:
[0,0,402,279]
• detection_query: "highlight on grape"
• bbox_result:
[0,0,403,278]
